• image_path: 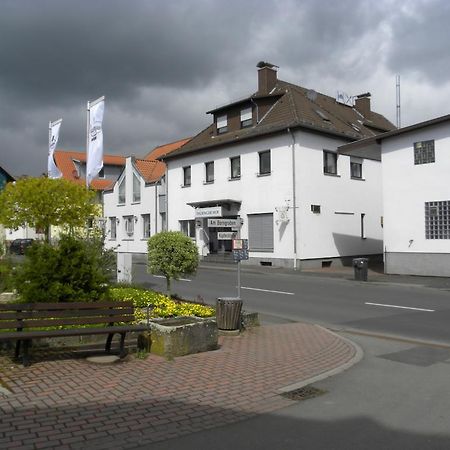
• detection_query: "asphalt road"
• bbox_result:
[133,262,450,346]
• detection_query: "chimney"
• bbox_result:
[257,61,278,95]
[354,92,371,117]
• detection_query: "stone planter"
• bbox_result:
[141,316,218,358]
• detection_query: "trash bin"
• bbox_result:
[352,258,369,281]
[216,297,243,330]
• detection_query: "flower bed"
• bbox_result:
[109,287,215,322]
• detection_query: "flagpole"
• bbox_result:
[86,100,90,188]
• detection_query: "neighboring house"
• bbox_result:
[103,138,190,255]
[160,62,395,268]
[340,113,450,276]
[0,165,16,251]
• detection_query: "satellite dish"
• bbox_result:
[306,90,317,102]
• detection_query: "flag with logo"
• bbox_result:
[48,119,62,178]
[86,96,105,187]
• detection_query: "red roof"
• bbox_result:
[54,150,125,191]
[145,138,191,160]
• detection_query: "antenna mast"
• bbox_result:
[396,75,401,128]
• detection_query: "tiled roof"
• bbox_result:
[145,137,191,160]
[165,78,395,159]
[53,150,125,191]
[134,159,164,184]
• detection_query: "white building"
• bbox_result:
[103,138,189,255]
[340,113,450,276]
[161,62,394,269]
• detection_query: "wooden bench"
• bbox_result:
[0,301,148,366]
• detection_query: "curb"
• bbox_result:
[277,326,363,394]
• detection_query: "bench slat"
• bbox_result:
[0,307,134,320]
[0,324,149,341]
[0,301,133,311]
[0,315,135,330]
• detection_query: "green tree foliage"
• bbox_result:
[13,235,112,302]
[0,177,97,241]
[147,231,198,293]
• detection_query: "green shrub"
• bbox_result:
[109,287,215,322]
[0,258,14,293]
[147,231,198,293]
[13,235,111,302]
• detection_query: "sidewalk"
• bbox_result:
[0,322,358,449]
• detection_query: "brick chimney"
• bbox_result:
[354,92,371,117]
[257,61,278,95]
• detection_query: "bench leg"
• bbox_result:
[119,332,127,358]
[22,340,31,367]
[105,333,114,354]
[15,340,21,360]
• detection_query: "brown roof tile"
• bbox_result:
[145,137,191,160]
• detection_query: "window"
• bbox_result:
[414,140,435,165]
[425,201,450,239]
[323,150,337,175]
[311,205,321,214]
[118,177,126,204]
[142,214,151,238]
[230,156,241,179]
[183,166,191,187]
[350,158,363,179]
[180,220,196,238]
[205,161,214,183]
[248,213,274,252]
[110,217,117,239]
[98,168,105,178]
[240,107,252,128]
[217,115,228,134]
[361,213,366,239]
[124,216,134,237]
[133,172,141,203]
[258,150,271,175]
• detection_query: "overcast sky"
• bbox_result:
[1,0,449,176]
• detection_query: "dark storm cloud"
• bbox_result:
[0,0,449,177]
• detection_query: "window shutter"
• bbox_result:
[248,213,274,251]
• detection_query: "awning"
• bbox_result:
[187,199,241,211]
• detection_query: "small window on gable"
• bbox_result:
[217,115,228,134]
[414,140,435,165]
[118,177,126,204]
[133,172,141,203]
[98,168,105,178]
[323,150,337,175]
[240,107,252,128]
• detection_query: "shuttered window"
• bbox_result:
[248,213,274,252]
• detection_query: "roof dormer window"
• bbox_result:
[240,107,252,128]
[217,115,228,134]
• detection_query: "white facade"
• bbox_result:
[166,129,383,268]
[381,121,450,276]
[103,157,165,254]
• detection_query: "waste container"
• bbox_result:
[216,297,243,330]
[352,258,369,281]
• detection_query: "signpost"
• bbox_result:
[232,239,248,298]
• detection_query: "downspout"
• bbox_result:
[287,128,298,270]
[154,182,158,234]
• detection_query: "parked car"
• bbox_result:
[9,239,35,255]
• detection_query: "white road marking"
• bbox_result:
[365,302,435,312]
[153,275,191,282]
[241,286,295,295]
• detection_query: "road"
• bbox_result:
[133,262,450,346]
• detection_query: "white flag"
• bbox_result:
[86,96,105,187]
[48,119,62,179]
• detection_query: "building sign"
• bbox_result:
[217,232,235,240]
[195,206,223,218]
[207,218,241,227]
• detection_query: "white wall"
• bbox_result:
[166,128,383,264]
[382,121,450,255]
[103,157,161,253]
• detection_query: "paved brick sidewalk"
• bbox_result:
[0,323,357,449]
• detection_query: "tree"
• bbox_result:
[147,231,199,294]
[0,177,97,241]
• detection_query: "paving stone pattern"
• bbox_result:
[0,323,355,449]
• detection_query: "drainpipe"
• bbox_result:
[287,128,298,270]
[154,182,158,234]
